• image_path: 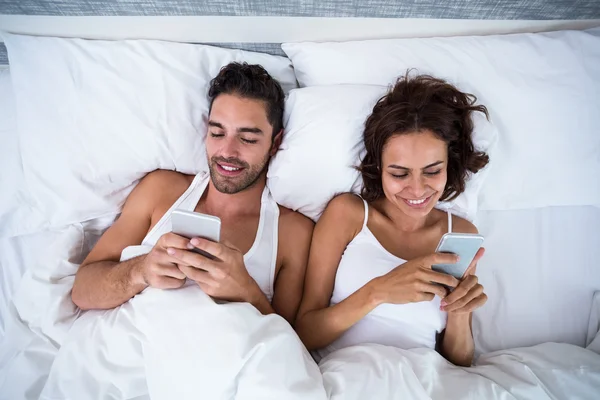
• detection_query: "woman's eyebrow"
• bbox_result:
[388,160,444,170]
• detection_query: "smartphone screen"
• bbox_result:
[432,233,484,279]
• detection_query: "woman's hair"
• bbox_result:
[359,72,490,202]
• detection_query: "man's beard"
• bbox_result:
[208,153,270,194]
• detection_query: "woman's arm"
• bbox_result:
[294,194,459,351]
[438,218,487,366]
[441,313,474,366]
[294,194,375,350]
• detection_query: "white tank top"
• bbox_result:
[316,198,450,360]
[120,171,280,302]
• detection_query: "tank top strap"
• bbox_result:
[141,171,209,246]
[360,196,369,230]
[447,210,453,233]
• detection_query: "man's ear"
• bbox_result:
[270,129,284,156]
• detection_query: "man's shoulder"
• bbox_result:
[277,205,315,236]
[139,169,195,190]
[126,169,196,210]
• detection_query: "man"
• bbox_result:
[71,62,313,324]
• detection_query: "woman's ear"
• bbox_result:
[270,129,284,156]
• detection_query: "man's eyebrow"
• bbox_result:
[208,120,224,129]
[237,127,263,135]
[388,160,444,170]
[208,120,263,135]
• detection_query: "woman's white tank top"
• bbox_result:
[120,171,280,302]
[316,198,450,360]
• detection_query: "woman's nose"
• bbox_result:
[408,176,427,197]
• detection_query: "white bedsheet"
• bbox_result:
[320,342,600,400]
[1,207,599,399]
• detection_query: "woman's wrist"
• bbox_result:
[364,278,385,308]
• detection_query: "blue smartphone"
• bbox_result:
[432,233,484,279]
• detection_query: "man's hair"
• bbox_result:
[359,72,490,202]
[208,62,285,138]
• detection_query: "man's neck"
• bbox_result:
[200,174,266,218]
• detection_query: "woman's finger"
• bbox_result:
[418,282,448,299]
[451,293,488,314]
[442,275,478,306]
[443,284,484,312]
[464,247,485,276]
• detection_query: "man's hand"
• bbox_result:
[133,232,189,290]
[441,247,487,313]
[168,238,261,303]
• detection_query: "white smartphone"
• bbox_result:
[171,209,221,259]
[432,233,484,279]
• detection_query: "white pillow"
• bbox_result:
[282,28,600,211]
[3,33,297,232]
[0,69,19,231]
[268,85,497,222]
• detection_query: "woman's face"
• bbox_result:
[381,130,448,218]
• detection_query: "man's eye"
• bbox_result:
[241,138,258,144]
[210,132,224,138]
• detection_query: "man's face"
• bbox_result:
[206,94,277,194]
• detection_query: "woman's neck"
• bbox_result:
[378,197,435,233]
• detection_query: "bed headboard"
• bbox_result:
[1,0,600,65]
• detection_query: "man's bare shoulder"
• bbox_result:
[278,206,315,239]
[126,170,195,212]
[276,206,314,269]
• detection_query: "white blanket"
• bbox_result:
[320,343,600,400]
[2,223,600,400]
[39,283,327,400]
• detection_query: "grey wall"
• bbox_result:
[2,0,600,64]
[2,0,600,19]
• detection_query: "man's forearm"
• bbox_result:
[247,283,276,316]
[441,313,474,367]
[71,255,148,310]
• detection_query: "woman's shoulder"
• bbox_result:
[321,193,366,231]
[450,213,479,234]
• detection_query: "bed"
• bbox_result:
[1,1,600,399]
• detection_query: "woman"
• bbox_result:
[295,74,489,367]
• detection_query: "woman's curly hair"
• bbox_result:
[359,72,490,202]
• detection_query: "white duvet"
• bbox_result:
[2,224,600,400]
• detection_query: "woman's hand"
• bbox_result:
[370,253,460,306]
[440,248,487,313]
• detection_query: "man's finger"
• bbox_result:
[156,263,187,280]
[422,269,460,288]
[166,248,219,273]
[190,237,226,260]
[156,276,186,290]
[178,264,214,285]
[442,276,478,306]
[161,232,193,249]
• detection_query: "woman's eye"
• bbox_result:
[391,174,408,179]
[425,170,442,176]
